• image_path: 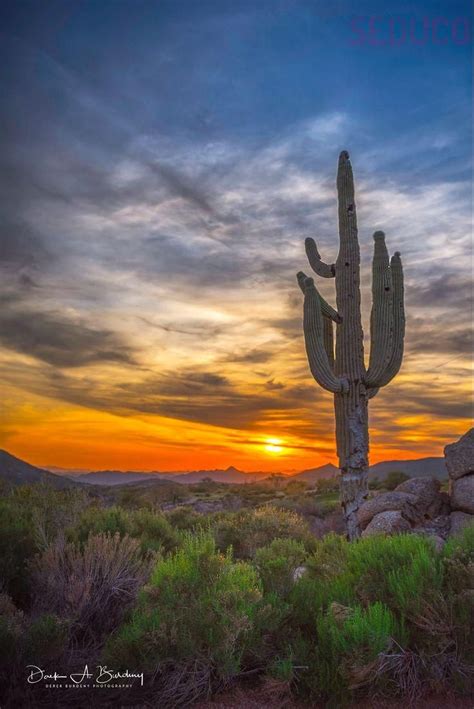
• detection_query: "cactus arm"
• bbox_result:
[305,237,335,278]
[365,231,394,387]
[367,387,379,399]
[323,316,335,370]
[297,272,342,323]
[368,251,405,387]
[334,151,366,380]
[297,273,347,393]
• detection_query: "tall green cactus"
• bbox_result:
[297,151,405,539]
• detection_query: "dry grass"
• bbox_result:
[29,532,152,649]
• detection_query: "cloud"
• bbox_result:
[0,299,135,367]
[0,40,470,453]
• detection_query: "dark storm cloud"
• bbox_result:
[406,274,472,311]
[0,221,51,271]
[228,348,275,364]
[373,382,473,426]
[0,302,135,367]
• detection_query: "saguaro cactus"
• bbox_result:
[297,151,405,539]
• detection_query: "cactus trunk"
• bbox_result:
[334,151,368,539]
[297,151,405,540]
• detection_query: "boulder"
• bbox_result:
[444,428,474,480]
[395,477,444,518]
[449,510,474,536]
[450,474,474,514]
[422,534,445,552]
[361,510,411,537]
[293,566,307,582]
[357,491,422,530]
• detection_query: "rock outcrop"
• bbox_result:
[449,510,473,536]
[446,429,474,523]
[445,428,474,480]
[362,510,411,537]
[357,491,422,530]
[358,476,449,542]
[450,474,474,515]
[356,429,474,542]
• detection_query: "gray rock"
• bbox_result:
[357,491,422,530]
[396,477,443,518]
[449,510,474,536]
[293,566,307,582]
[426,534,445,552]
[416,514,451,539]
[450,473,474,514]
[444,428,474,480]
[362,510,411,537]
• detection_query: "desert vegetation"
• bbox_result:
[0,480,472,707]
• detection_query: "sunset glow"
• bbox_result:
[0,4,471,474]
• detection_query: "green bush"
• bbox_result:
[165,506,206,531]
[23,613,67,664]
[70,505,130,542]
[70,506,179,554]
[254,538,307,597]
[281,533,456,702]
[104,533,262,703]
[212,506,315,559]
[0,500,36,604]
[129,509,180,553]
[305,532,443,615]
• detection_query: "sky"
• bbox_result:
[0,0,472,472]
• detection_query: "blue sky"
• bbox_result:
[0,0,472,469]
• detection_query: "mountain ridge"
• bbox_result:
[1,450,447,486]
[0,450,79,489]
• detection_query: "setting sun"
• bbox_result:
[264,437,284,454]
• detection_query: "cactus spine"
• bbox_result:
[297,151,405,540]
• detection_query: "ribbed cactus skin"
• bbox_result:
[297,151,405,539]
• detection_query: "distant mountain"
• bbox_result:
[368,457,447,481]
[0,450,78,488]
[293,463,339,483]
[173,466,271,484]
[294,458,447,483]
[9,451,448,488]
[72,466,274,486]
[73,470,170,485]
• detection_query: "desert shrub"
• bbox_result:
[0,500,36,603]
[280,533,461,702]
[305,533,443,616]
[104,533,262,704]
[115,482,190,509]
[70,506,179,554]
[0,486,89,604]
[165,506,207,531]
[0,594,66,698]
[12,485,89,548]
[312,602,407,699]
[441,524,474,662]
[284,479,309,495]
[23,613,67,664]
[254,538,307,597]
[128,509,180,553]
[70,505,130,542]
[0,593,24,664]
[315,478,339,494]
[213,506,315,559]
[29,533,152,647]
